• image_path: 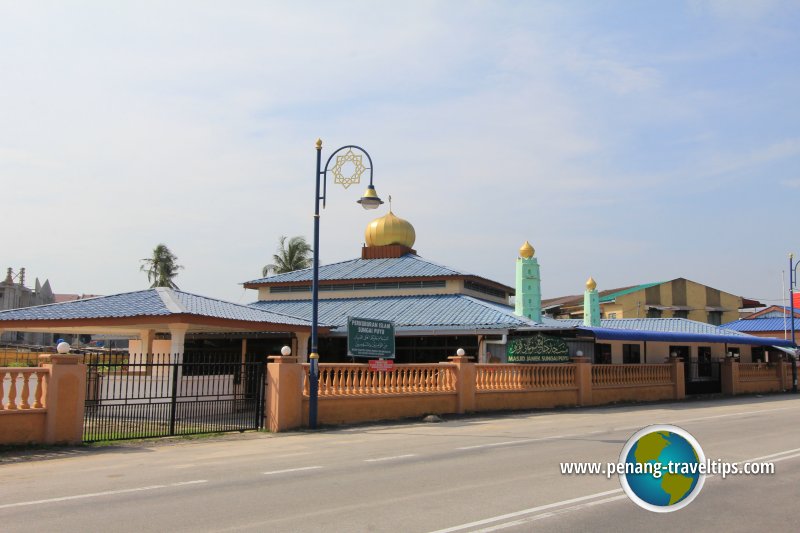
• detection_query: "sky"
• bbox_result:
[2,1,799,307]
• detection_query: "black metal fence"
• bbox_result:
[83,352,265,442]
[684,360,722,395]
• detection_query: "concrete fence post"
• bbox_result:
[670,357,685,400]
[39,354,86,444]
[447,355,475,414]
[266,356,304,432]
[721,357,737,396]
[571,356,592,406]
[774,355,786,390]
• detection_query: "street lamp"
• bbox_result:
[789,253,799,393]
[309,139,383,429]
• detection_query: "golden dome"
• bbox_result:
[519,241,535,259]
[365,210,416,248]
[586,276,597,291]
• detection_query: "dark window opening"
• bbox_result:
[623,344,641,364]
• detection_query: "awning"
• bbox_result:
[578,326,795,347]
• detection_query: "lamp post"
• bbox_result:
[309,139,383,429]
[789,253,799,393]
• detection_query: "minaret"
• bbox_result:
[515,241,542,322]
[583,276,600,327]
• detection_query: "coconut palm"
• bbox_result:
[263,236,313,277]
[140,244,184,289]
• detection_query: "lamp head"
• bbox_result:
[281,346,292,356]
[357,184,383,210]
[56,341,71,354]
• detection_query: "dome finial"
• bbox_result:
[365,207,416,248]
[519,241,535,259]
[388,195,393,212]
[586,276,597,291]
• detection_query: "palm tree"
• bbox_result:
[263,236,313,277]
[140,244,184,289]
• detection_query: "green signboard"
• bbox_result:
[506,334,570,363]
[347,317,395,359]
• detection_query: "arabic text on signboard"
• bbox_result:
[506,334,570,363]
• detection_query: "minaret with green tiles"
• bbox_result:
[584,276,601,327]
[515,241,542,322]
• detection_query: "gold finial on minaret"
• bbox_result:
[519,241,535,259]
[586,276,597,291]
[315,138,322,150]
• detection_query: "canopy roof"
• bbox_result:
[0,288,322,335]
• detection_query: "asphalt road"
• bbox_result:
[2,395,799,532]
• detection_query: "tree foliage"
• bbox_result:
[263,235,313,277]
[140,244,184,289]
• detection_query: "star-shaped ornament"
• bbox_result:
[332,148,366,189]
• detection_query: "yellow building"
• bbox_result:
[542,278,760,326]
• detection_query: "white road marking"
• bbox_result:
[456,435,572,451]
[364,454,416,462]
[263,466,322,475]
[472,495,630,532]
[612,406,796,432]
[427,489,624,533]
[432,445,800,532]
[0,480,208,510]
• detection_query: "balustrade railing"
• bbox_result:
[475,364,576,391]
[739,363,778,380]
[0,367,49,411]
[592,364,671,386]
[302,364,456,397]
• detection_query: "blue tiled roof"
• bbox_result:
[244,254,505,286]
[0,288,314,327]
[249,294,551,331]
[554,318,793,347]
[721,317,800,332]
[556,318,751,336]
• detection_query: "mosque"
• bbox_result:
[0,207,793,379]
[244,208,792,369]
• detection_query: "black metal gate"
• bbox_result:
[684,360,722,395]
[83,352,265,442]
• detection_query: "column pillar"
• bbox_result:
[571,356,592,406]
[295,332,311,363]
[39,354,87,444]
[168,324,189,397]
[721,357,737,396]
[670,356,685,400]
[447,354,475,414]
[266,356,304,432]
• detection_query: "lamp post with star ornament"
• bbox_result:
[788,253,799,393]
[309,139,383,428]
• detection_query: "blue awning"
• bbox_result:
[578,326,795,347]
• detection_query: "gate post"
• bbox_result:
[266,356,304,432]
[721,357,737,395]
[40,354,87,444]
[670,356,685,400]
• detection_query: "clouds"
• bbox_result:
[1,1,799,306]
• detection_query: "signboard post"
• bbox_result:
[506,333,570,363]
[347,317,395,359]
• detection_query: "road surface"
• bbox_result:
[2,395,799,532]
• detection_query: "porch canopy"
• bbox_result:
[0,288,324,353]
[578,326,795,347]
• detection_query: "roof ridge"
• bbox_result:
[155,287,186,313]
